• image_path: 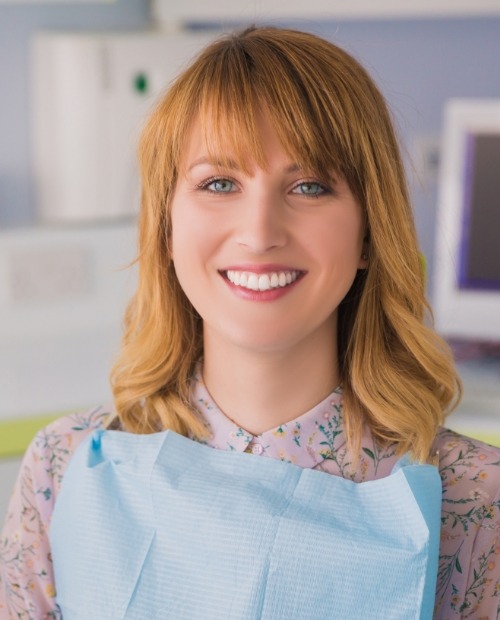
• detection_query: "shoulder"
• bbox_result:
[434,428,499,539]
[25,404,115,500]
[434,427,500,527]
[435,426,500,467]
[434,427,500,504]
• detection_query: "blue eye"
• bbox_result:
[205,178,235,193]
[293,182,327,197]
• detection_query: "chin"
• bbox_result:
[210,324,318,357]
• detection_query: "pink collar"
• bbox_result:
[190,367,345,469]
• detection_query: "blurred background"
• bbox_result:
[1,0,500,519]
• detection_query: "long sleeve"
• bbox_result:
[458,485,500,619]
[0,431,61,619]
[434,429,500,619]
[0,407,111,619]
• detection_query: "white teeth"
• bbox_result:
[258,274,271,291]
[226,270,300,291]
[247,274,259,290]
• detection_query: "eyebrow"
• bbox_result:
[187,157,301,175]
[187,157,238,172]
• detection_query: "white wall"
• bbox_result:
[0,221,137,421]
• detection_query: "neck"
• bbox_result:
[202,329,339,435]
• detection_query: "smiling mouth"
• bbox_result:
[223,270,304,292]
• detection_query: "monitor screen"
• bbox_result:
[459,132,500,291]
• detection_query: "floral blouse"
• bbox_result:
[1,376,499,619]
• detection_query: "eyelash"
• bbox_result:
[196,177,332,198]
[196,177,236,193]
[291,181,331,198]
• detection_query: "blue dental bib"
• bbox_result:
[51,430,441,619]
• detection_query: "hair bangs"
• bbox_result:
[251,56,353,183]
[188,39,265,175]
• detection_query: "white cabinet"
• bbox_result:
[33,31,214,223]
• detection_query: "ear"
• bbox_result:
[358,244,369,270]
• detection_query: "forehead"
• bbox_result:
[178,111,272,174]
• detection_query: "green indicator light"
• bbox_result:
[134,73,149,94]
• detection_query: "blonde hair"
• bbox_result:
[110,26,461,461]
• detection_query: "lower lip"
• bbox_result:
[222,273,304,301]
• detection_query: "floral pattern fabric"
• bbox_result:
[1,378,499,619]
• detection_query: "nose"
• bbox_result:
[236,190,287,253]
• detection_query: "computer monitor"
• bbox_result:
[433,99,500,341]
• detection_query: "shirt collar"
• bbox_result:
[190,365,346,469]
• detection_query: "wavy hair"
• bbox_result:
[110,25,461,461]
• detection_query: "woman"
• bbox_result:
[1,25,499,619]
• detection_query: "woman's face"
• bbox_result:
[170,113,367,357]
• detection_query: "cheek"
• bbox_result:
[170,200,198,265]
[170,198,187,253]
[170,200,216,307]
[314,211,364,261]
[171,194,230,269]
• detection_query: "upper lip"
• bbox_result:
[220,264,305,274]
